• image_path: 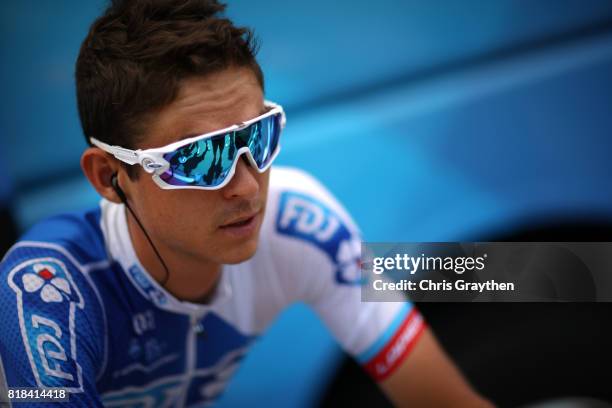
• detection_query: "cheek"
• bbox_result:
[165,193,219,231]
[258,170,271,197]
[136,182,221,237]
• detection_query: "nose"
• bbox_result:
[221,155,259,200]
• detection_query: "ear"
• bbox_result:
[81,147,124,204]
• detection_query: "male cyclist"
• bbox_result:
[0,1,492,406]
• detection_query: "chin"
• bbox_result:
[218,236,260,264]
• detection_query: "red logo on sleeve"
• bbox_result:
[364,309,426,381]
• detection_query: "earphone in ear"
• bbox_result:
[111,173,127,203]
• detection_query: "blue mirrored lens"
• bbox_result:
[249,114,281,169]
[159,113,281,187]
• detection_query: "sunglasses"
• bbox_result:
[90,101,285,190]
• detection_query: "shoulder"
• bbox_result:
[0,204,109,321]
[261,166,362,286]
[266,166,360,236]
[0,204,108,301]
[0,205,110,324]
[268,166,353,214]
[0,244,89,323]
[0,206,109,347]
[0,213,108,390]
[14,205,108,264]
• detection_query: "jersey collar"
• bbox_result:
[99,199,233,317]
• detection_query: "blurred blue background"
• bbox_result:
[2,1,612,407]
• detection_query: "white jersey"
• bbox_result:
[0,166,425,407]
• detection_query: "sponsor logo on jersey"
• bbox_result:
[128,265,168,306]
[7,257,85,391]
[276,191,363,284]
[132,310,156,336]
[363,310,425,381]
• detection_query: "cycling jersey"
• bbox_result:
[0,167,425,407]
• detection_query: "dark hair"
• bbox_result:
[75,0,264,177]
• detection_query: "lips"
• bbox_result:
[217,210,261,239]
[219,211,259,229]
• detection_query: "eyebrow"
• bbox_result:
[177,106,269,142]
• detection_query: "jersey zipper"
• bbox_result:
[177,314,203,407]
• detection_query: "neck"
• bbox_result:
[125,207,221,304]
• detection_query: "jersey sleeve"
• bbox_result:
[269,168,426,381]
[0,244,105,407]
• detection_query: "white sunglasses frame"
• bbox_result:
[90,100,286,190]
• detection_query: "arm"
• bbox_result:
[379,328,494,408]
[270,170,494,407]
[0,245,105,407]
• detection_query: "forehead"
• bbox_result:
[141,67,264,149]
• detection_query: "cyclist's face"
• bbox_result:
[123,67,269,265]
